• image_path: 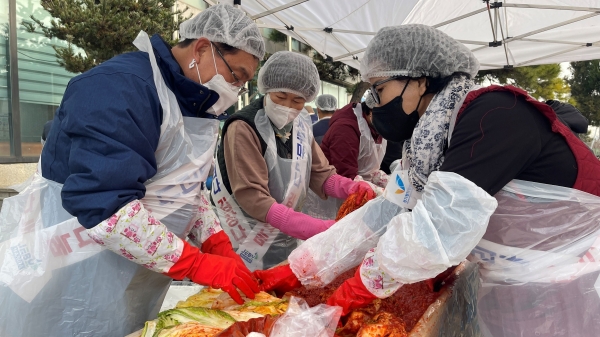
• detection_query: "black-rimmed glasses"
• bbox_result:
[369,76,409,105]
[211,42,249,96]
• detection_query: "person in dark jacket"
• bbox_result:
[0,5,265,337]
[305,105,319,124]
[323,24,600,337]
[312,94,337,145]
[546,99,589,136]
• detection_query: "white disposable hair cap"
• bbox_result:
[315,94,337,111]
[258,51,320,102]
[360,24,479,82]
[179,3,265,59]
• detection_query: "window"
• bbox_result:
[291,38,301,52]
[1,0,12,157]
[2,0,78,162]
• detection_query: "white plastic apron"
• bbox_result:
[0,31,218,337]
[353,104,387,180]
[212,108,312,271]
[377,88,600,334]
[467,179,600,336]
[300,105,388,220]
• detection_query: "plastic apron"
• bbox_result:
[212,109,312,271]
[301,105,387,220]
[353,104,386,181]
[0,31,219,337]
[446,95,600,336]
[465,180,600,337]
[379,92,600,335]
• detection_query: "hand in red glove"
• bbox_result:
[325,267,377,316]
[166,242,259,304]
[201,230,251,274]
[347,181,376,205]
[252,264,301,296]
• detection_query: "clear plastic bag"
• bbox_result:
[270,297,341,337]
[289,196,404,287]
[300,190,342,220]
[469,179,600,337]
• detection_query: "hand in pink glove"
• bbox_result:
[266,203,335,240]
[323,174,376,202]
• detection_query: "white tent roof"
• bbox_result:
[217,0,600,71]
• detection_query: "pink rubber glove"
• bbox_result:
[323,174,376,201]
[266,203,335,240]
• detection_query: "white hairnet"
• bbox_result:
[179,4,265,60]
[360,24,479,82]
[258,51,320,102]
[315,94,337,111]
[364,92,376,109]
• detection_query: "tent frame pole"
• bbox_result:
[244,1,600,68]
[517,38,600,66]
[470,12,600,53]
[250,0,310,20]
[500,3,600,12]
[253,0,316,56]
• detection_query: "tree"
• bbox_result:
[568,60,600,126]
[267,29,287,44]
[310,50,355,83]
[476,64,570,101]
[22,0,188,73]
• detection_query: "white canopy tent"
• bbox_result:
[215,0,600,71]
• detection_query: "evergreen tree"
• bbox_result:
[22,0,188,73]
[568,60,600,126]
[476,64,570,101]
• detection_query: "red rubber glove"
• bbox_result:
[325,267,377,316]
[252,264,301,296]
[201,230,251,274]
[166,241,259,304]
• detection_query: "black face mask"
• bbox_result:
[372,80,422,142]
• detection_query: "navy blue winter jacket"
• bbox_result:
[41,34,221,228]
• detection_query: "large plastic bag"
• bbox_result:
[469,179,600,337]
[270,297,341,337]
[375,171,497,283]
[289,196,405,287]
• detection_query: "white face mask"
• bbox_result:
[192,44,240,116]
[264,94,303,129]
